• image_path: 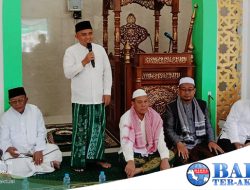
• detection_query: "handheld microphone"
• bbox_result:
[87,43,95,68]
[164,32,174,41]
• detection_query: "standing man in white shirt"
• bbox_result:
[0,87,62,177]
[119,89,171,178]
[63,21,112,172]
[217,99,250,152]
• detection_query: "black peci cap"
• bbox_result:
[8,87,26,99]
[75,21,92,33]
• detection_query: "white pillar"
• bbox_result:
[242,0,250,99]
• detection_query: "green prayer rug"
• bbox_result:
[0,152,126,190]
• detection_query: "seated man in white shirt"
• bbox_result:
[217,99,250,152]
[118,89,170,178]
[0,87,62,177]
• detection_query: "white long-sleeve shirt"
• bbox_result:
[63,42,112,104]
[0,104,47,154]
[119,109,169,162]
[220,99,250,144]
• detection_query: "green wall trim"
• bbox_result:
[3,0,22,110]
[192,0,217,132]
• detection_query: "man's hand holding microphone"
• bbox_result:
[81,43,95,67]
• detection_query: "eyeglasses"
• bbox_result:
[179,88,195,93]
[9,97,26,105]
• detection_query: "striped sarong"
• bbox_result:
[71,103,106,169]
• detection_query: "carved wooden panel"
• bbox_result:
[121,0,171,9]
[126,53,194,115]
[142,72,180,80]
[120,13,148,58]
[143,85,178,115]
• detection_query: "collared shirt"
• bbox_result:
[0,104,47,153]
[63,43,112,104]
[119,109,169,162]
[220,99,250,143]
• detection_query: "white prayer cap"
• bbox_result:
[179,77,195,86]
[132,89,147,99]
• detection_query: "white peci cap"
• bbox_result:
[132,89,147,99]
[179,77,195,86]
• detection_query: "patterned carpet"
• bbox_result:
[0,125,177,189]
[46,123,120,152]
[0,152,126,190]
[0,125,122,190]
[1,152,176,190]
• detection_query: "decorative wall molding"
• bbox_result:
[242,0,250,99]
[217,0,242,134]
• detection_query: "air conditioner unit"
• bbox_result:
[67,0,82,11]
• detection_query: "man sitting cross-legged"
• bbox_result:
[163,77,224,166]
[118,89,170,178]
[0,87,62,178]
